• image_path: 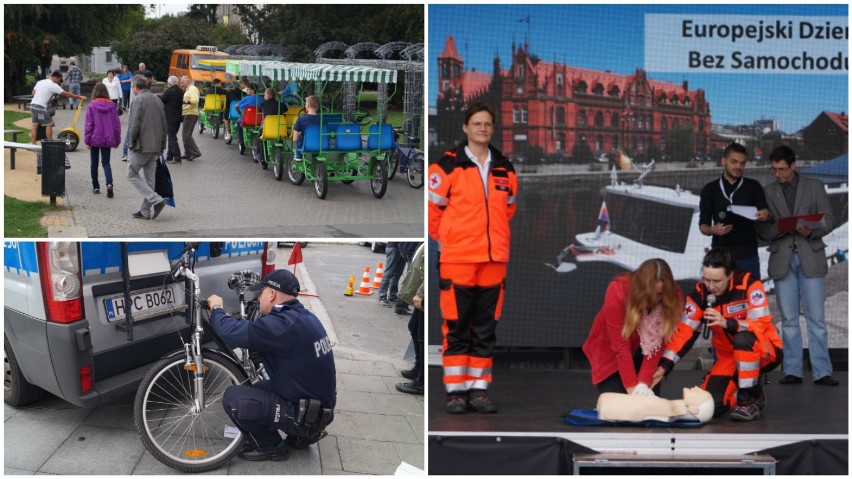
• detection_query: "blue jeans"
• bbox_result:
[68,83,81,109]
[774,252,832,380]
[736,255,760,281]
[89,147,113,189]
[378,244,404,302]
[123,118,132,157]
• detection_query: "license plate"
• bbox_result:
[104,286,183,322]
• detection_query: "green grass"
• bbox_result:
[4,195,50,237]
[4,110,31,143]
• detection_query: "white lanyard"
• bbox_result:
[719,177,743,204]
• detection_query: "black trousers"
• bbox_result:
[222,380,314,451]
[166,120,181,160]
[408,307,424,382]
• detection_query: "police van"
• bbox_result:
[4,241,276,408]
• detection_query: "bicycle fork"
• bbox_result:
[181,267,207,414]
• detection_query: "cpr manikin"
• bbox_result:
[597,386,714,424]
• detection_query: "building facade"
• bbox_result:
[437,35,712,161]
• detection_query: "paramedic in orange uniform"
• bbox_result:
[656,248,783,422]
[428,103,518,415]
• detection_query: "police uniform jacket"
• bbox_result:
[211,299,336,409]
[659,272,782,375]
[428,141,518,264]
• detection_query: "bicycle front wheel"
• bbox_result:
[133,353,248,473]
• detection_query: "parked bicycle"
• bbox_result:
[133,243,266,473]
[386,128,424,189]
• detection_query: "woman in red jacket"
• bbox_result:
[583,258,682,396]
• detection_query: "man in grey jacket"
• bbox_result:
[758,145,837,386]
[127,76,168,220]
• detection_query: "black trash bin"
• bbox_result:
[41,140,66,201]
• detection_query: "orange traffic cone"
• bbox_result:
[343,275,355,296]
[354,267,374,295]
[371,262,384,289]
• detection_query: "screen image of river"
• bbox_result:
[428,168,848,350]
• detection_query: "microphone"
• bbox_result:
[702,294,717,339]
[717,211,727,223]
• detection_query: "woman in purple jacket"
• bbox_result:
[85,83,122,197]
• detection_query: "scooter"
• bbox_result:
[57,98,85,152]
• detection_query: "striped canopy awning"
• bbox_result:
[260,62,397,84]
[291,64,398,83]
[225,60,244,76]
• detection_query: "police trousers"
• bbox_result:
[222,380,310,450]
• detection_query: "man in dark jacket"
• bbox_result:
[127,76,167,220]
[206,270,336,461]
[159,76,184,163]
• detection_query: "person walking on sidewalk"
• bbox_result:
[159,76,184,163]
[118,64,132,110]
[64,61,84,109]
[206,270,336,462]
[126,77,167,220]
[83,83,121,198]
[393,242,420,315]
[396,243,425,395]
[179,76,201,161]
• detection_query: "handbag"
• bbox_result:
[154,153,176,207]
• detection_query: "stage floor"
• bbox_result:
[428,367,848,438]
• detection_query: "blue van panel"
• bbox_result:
[4,242,38,277]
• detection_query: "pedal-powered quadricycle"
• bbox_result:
[260,62,399,200]
[196,59,229,139]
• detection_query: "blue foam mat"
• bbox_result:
[564,408,704,428]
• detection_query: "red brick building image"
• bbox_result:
[436,35,712,161]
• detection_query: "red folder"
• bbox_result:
[777,212,824,233]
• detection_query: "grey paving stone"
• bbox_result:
[225,445,321,475]
[371,391,424,417]
[336,437,401,475]
[338,373,391,394]
[39,425,144,475]
[324,411,362,440]
[394,442,425,471]
[317,435,342,473]
[4,413,79,471]
[354,412,419,444]
[4,467,35,475]
[131,450,228,475]
[334,389,377,414]
[407,414,425,445]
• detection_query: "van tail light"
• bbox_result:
[36,242,84,323]
[79,365,93,393]
[261,242,276,277]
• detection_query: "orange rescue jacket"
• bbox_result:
[659,272,782,374]
[428,142,518,264]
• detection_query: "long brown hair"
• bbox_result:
[622,258,681,340]
[91,82,110,100]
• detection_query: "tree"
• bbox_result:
[112,16,226,81]
[4,5,144,100]
[187,4,217,25]
[234,4,423,62]
[571,141,595,163]
[665,124,696,162]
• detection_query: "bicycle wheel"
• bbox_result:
[387,150,400,180]
[287,154,305,185]
[211,115,220,139]
[134,353,247,473]
[314,162,328,200]
[371,157,388,199]
[407,151,424,189]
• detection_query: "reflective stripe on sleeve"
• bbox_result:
[429,191,449,206]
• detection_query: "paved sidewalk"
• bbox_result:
[3,347,423,475]
[3,104,423,238]
[3,244,424,475]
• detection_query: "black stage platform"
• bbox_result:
[428,367,848,474]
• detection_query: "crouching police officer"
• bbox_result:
[206,269,336,462]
